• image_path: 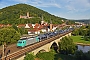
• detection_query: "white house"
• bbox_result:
[25,24,30,28]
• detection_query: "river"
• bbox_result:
[77,45,90,52]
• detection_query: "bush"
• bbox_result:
[24,53,35,60]
[36,52,55,60]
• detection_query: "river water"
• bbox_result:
[77,45,90,52]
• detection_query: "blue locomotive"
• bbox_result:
[17,36,39,47]
[17,28,74,47]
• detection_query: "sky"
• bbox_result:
[0,0,90,20]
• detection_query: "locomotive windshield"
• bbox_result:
[18,41,22,43]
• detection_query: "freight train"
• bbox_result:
[17,28,74,47]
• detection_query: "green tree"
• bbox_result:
[82,25,90,41]
[36,52,55,60]
[85,51,90,60]
[72,29,79,36]
[12,24,18,31]
[78,26,86,36]
[74,50,85,60]
[74,50,90,60]
[18,27,28,35]
[12,24,28,35]
[0,27,20,45]
[66,20,75,25]
[58,37,77,55]
[24,53,35,60]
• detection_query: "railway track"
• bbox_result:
[0,31,72,60]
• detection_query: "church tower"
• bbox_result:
[27,12,29,18]
[41,15,44,25]
[50,18,53,32]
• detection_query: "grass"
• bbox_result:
[71,36,90,44]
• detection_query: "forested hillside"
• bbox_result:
[0,3,67,24]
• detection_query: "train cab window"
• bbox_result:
[18,41,22,43]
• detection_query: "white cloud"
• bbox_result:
[0,2,9,9]
[0,0,90,10]
[87,0,90,3]
[8,0,29,3]
[65,5,76,11]
[7,0,61,8]
[65,0,90,12]
[0,0,61,9]
[29,0,61,8]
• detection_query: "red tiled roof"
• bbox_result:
[28,24,33,27]
[28,28,40,32]
[18,24,25,28]
[7,24,12,26]
[0,24,4,27]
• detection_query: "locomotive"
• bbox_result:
[17,28,74,47]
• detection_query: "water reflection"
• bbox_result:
[77,45,90,52]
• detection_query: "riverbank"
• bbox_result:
[71,36,90,46]
[76,43,90,46]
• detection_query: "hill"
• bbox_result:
[0,3,67,24]
[73,19,90,24]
